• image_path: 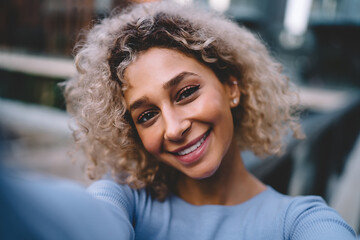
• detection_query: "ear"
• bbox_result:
[224,75,240,108]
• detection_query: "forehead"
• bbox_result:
[123,47,216,99]
[124,48,217,106]
[125,48,201,87]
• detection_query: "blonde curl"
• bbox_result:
[64,2,303,201]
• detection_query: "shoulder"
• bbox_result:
[282,194,356,239]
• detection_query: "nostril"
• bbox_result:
[164,121,191,142]
[181,127,190,136]
[163,112,191,141]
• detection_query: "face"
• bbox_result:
[124,47,240,179]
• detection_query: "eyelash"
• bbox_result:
[137,110,158,124]
[136,84,200,124]
[176,84,200,102]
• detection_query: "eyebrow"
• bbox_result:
[162,71,198,90]
[129,71,199,112]
[129,96,150,113]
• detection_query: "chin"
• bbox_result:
[186,163,220,180]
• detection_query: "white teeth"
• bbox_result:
[177,132,208,156]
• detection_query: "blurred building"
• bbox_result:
[0,0,137,56]
[1,0,359,107]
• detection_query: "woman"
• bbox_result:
[64,1,356,239]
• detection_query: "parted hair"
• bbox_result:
[64,1,303,200]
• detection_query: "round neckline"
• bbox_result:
[169,186,272,209]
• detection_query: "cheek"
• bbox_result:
[137,129,162,155]
[200,90,231,123]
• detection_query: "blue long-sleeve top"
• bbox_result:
[87,179,356,240]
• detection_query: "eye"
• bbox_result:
[176,84,200,102]
[137,111,158,124]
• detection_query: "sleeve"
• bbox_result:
[0,170,135,240]
[86,180,136,231]
[283,196,357,240]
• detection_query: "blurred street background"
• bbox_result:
[0,0,359,234]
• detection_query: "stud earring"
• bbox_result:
[232,98,238,104]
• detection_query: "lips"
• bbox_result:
[176,135,206,156]
[170,129,211,165]
[174,130,210,156]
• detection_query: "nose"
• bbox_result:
[163,107,191,142]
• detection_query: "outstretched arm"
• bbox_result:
[0,169,134,240]
[284,196,356,239]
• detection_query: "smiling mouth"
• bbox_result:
[173,130,211,156]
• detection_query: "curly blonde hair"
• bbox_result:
[64,1,303,200]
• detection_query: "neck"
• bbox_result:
[176,139,266,205]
